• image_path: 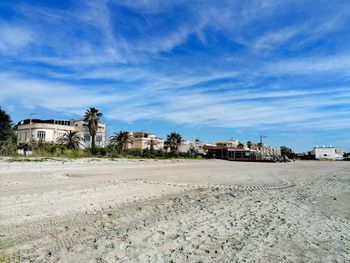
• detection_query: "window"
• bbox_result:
[96,135,102,143]
[84,134,91,142]
[37,131,46,140]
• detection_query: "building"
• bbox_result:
[178,140,193,153]
[205,142,281,162]
[214,139,239,148]
[127,132,164,150]
[314,146,343,160]
[16,119,106,148]
[178,139,205,154]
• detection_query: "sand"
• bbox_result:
[0,158,349,262]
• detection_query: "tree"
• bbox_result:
[56,131,85,149]
[83,107,102,148]
[110,131,133,151]
[165,132,182,153]
[145,138,160,153]
[247,141,252,149]
[238,142,244,148]
[280,146,296,159]
[0,107,16,142]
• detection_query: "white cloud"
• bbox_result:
[2,68,349,132]
[0,22,33,53]
[265,54,350,75]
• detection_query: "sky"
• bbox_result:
[0,0,349,152]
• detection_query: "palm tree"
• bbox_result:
[237,142,244,149]
[166,132,182,153]
[145,138,160,152]
[56,131,85,149]
[247,141,252,149]
[110,131,133,151]
[84,107,102,148]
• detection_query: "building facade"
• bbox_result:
[205,141,281,162]
[127,132,164,150]
[177,139,205,154]
[16,119,106,148]
[314,146,343,160]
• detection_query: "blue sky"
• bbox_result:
[0,0,349,152]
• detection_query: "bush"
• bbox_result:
[33,141,48,155]
[125,148,142,157]
[142,148,151,158]
[84,147,108,157]
[155,149,166,158]
[0,139,17,156]
[48,145,66,155]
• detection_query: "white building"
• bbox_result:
[178,140,193,153]
[16,119,106,148]
[314,146,343,160]
[178,139,205,154]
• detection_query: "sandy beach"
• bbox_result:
[0,158,349,262]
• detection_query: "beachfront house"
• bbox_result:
[314,146,343,160]
[127,132,164,150]
[16,119,106,148]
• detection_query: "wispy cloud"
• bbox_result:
[0,0,350,150]
[0,22,34,53]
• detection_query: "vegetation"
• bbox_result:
[280,146,297,159]
[165,132,182,153]
[109,131,133,151]
[343,151,350,161]
[0,107,16,142]
[83,107,102,148]
[0,107,17,155]
[247,141,252,149]
[0,107,202,159]
[145,138,160,153]
[0,138,17,156]
[56,131,85,149]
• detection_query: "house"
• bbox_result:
[16,119,106,148]
[314,146,343,160]
[128,132,164,150]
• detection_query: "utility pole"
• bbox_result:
[259,134,267,144]
[28,113,37,146]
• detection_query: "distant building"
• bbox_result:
[178,140,192,153]
[205,140,281,162]
[314,146,343,160]
[177,139,206,154]
[215,139,239,148]
[128,132,164,150]
[16,119,106,148]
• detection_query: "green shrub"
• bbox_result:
[84,147,108,157]
[125,148,142,157]
[0,139,17,156]
[48,145,66,155]
[142,148,151,158]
